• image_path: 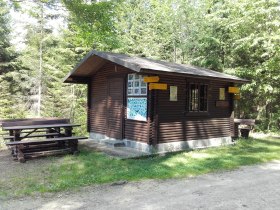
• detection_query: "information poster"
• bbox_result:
[219,88,225,100]
[127,97,147,121]
[170,86,178,101]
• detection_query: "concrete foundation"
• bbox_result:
[89,132,233,154]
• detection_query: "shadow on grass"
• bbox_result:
[254,138,280,147]
[4,137,280,197]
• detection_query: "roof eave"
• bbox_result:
[63,51,95,83]
[140,68,250,84]
[63,50,142,84]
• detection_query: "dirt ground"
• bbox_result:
[0,148,60,180]
[1,147,280,210]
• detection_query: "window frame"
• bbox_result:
[188,83,209,113]
[127,74,147,96]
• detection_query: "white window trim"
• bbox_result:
[127,74,147,96]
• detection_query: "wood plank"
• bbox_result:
[24,148,72,157]
[6,136,87,145]
[3,124,81,130]
[4,133,60,140]
[1,118,70,127]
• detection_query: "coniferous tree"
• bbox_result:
[0,0,26,119]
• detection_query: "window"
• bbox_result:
[189,84,208,112]
[127,74,147,121]
[127,74,147,96]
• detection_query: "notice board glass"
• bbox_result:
[127,97,147,121]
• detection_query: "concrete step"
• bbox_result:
[103,139,125,147]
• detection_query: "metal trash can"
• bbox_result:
[240,128,250,138]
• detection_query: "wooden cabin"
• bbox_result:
[64,50,248,153]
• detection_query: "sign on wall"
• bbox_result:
[170,86,178,101]
[149,83,167,90]
[228,87,240,94]
[143,76,160,83]
[127,97,147,121]
[219,88,225,100]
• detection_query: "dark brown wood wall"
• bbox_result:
[89,62,149,143]
[89,61,235,144]
[156,75,234,143]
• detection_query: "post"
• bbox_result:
[64,127,73,137]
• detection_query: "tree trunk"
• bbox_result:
[37,2,44,117]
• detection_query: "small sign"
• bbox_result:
[149,83,167,90]
[219,88,225,100]
[216,100,229,107]
[143,76,160,83]
[228,87,240,94]
[170,86,177,101]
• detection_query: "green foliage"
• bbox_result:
[63,0,119,50]
[0,0,26,119]
[1,136,280,197]
[0,0,11,63]
[115,0,175,60]
[0,0,88,134]
[1,0,279,133]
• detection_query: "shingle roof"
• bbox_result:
[64,50,249,83]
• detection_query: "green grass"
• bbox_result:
[1,136,280,198]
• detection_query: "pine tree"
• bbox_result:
[0,0,26,119]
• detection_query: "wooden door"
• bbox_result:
[107,77,124,139]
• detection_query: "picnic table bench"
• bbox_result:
[1,118,88,162]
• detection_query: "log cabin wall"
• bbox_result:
[89,61,150,143]
[89,61,235,145]
[156,75,234,144]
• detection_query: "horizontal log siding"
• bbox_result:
[157,75,234,143]
[90,62,149,143]
[125,120,149,142]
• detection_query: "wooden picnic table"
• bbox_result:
[1,118,87,162]
[2,123,81,141]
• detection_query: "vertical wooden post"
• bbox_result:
[14,130,21,141]
[152,90,159,147]
[17,144,25,163]
[70,139,79,155]
[64,127,73,137]
[87,81,92,133]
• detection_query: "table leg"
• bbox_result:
[17,144,25,163]
[9,130,15,156]
[64,127,73,137]
[14,130,21,141]
[46,128,51,138]
[11,146,17,158]
[69,139,79,155]
[9,130,14,140]
[55,127,61,137]
[46,128,60,138]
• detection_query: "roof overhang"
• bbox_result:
[63,51,107,83]
[63,50,142,83]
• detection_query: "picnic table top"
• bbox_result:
[2,123,81,131]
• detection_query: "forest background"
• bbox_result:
[0,0,279,135]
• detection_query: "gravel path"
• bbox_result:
[1,159,280,210]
